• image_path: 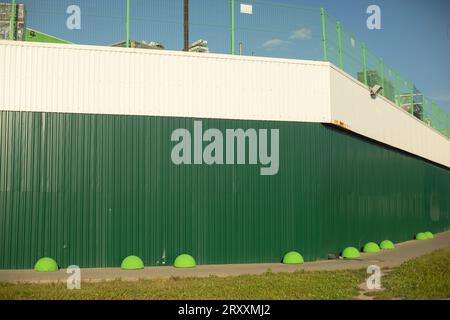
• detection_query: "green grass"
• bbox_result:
[1,248,449,300]
[0,269,366,300]
[369,247,450,300]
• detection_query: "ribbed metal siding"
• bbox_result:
[0,41,330,123]
[0,111,449,269]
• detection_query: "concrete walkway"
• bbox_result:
[1,230,449,284]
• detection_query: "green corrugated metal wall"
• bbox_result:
[0,110,449,269]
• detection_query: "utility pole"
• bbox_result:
[126,0,130,48]
[184,0,189,51]
[320,7,327,61]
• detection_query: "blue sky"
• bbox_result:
[315,0,450,113]
[18,0,450,112]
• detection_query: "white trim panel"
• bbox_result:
[0,40,331,123]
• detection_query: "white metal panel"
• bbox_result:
[0,41,448,168]
[329,66,450,168]
[0,40,331,123]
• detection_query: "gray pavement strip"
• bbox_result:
[0,230,449,284]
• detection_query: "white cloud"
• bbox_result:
[262,39,290,50]
[289,28,312,40]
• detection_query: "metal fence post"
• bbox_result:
[231,0,235,55]
[337,20,343,69]
[9,0,16,40]
[423,96,427,123]
[362,43,367,85]
[379,58,384,96]
[126,0,130,48]
[430,101,434,128]
[446,113,450,138]
[320,8,327,61]
[395,73,400,107]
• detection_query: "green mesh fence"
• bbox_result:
[321,7,449,138]
[383,65,398,106]
[234,1,322,60]
[365,48,382,90]
[323,12,339,67]
[1,1,448,138]
[341,25,365,84]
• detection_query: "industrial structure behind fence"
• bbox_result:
[1,0,449,138]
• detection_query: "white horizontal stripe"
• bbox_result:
[0,41,448,167]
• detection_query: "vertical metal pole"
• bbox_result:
[231,0,235,55]
[337,21,343,69]
[126,0,130,48]
[446,113,449,138]
[430,101,434,127]
[423,96,427,123]
[239,42,243,55]
[184,0,189,51]
[9,0,16,40]
[410,82,414,115]
[362,43,367,85]
[395,73,400,107]
[320,8,327,61]
[379,59,384,96]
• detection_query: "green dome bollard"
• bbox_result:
[121,255,144,270]
[379,240,395,250]
[34,257,59,272]
[174,254,196,268]
[363,242,381,253]
[415,232,428,240]
[342,247,360,259]
[424,231,434,239]
[282,251,304,264]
